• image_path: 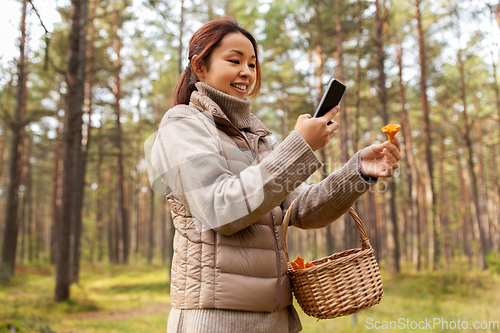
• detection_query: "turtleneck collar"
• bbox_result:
[195,82,252,129]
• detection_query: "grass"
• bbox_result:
[0,263,171,333]
[298,267,500,332]
[1,262,499,332]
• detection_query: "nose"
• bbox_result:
[240,65,252,78]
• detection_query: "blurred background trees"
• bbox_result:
[0,0,499,302]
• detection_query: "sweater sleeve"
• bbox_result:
[150,106,323,236]
[284,150,376,230]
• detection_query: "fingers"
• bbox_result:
[369,143,386,155]
[295,110,340,151]
[327,122,338,140]
[378,160,397,178]
[328,120,339,130]
[383,140,401,163]
[392,136,401,151]
[321,106,340,123]
[382,148,399,165]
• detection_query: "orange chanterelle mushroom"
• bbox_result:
[290,256,314,270]
[381,124,401,143]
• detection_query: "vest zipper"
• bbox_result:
[218,115,280,309]
[252,135,280,310]
[270,211,281,311]
[213,231,217,306]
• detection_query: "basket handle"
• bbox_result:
[282,200,372,262]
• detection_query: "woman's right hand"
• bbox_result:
[294,106,340,151]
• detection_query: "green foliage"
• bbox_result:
[486,252,500,274]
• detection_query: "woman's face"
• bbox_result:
[195,32,257,100]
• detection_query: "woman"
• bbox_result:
[151,16,401,333]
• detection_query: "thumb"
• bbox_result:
[370,142,386,154]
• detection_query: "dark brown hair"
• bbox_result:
[171,16,262,107]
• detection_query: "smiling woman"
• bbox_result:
[191,33,257,100]
[150,15,401,333]
[171,17,262,107]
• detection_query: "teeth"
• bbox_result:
[232,84,246,90]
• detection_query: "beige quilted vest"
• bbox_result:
[167,91,293,312]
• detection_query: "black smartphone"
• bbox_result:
[313,79,346,118]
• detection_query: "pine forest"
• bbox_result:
[1,0,500,330]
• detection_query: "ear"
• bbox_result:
[191,55,206,80]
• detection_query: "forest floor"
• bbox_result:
[1,261,499,333]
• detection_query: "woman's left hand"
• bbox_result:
[360,137,401,178]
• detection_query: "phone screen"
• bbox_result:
[313,79,346,118]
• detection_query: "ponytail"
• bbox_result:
[171,63,198,107]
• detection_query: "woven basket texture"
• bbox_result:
[284,203,384,319]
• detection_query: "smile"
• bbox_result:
[231,83,247,91]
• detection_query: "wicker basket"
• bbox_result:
[283,201,384,319]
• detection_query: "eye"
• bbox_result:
[229,60,240,64]
[249,64,256,69]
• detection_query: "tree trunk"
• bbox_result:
[95,122,104,262]
[55,0,88,301]
[474,111,490,254]
[376,0,399,274]
[487,119,500,254]
[106,168,117,264]
[34,182,42,261]
[415,0,437,271]
[353,0,362,153]
[391,36,420,271]
[19,140,27,263]
[0,75,13,184]
[457,49,487,269]
[133,94,142,257]
[491,50,500,254]
[334,0,355,253]
[19,132,31,264]
[113,9,129,264]
[25,137,33,263]
[335,0,347,164]
[178,0,185,78]
[70,0,96,282]
[0,0,28,282]
[437,139,450,266]
[148,189,155,264]
[457,152,473,268]
[90,6,103,261]
[50,117,63,264]
[70,117,84,283]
